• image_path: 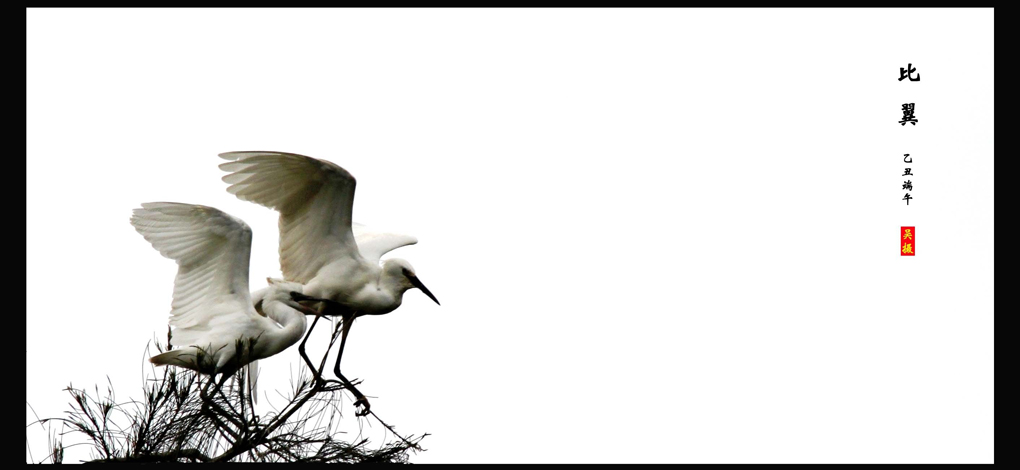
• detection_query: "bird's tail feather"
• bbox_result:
[150,349,195,367]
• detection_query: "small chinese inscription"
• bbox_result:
[901,226,915,256]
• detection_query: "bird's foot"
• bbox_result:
[313,377,343,390]
[354,396,371,417]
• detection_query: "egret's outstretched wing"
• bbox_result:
[219,151,360,284]
[130,202,257,348]
[352,222,418,265]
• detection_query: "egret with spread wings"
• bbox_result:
[131,202,316,397]
[218,151,440,416]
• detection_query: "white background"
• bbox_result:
[26,8,994,463]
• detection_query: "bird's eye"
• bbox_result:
[401,267,414,278]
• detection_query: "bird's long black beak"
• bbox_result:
[289,291,358,315]
[408,276,440,306]
[286,297,321,316]
[290,291,318,303]
[287,291,326,315]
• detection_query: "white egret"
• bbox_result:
[130,202,315,395]
[218,151,440,416]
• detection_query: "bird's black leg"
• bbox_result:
[200,374,216,399]
[318,315,345,373]
[198,372,232,405]
[290,293,364,408]
[291,293,345,388]
[298,306,341,389]
[333,312,370,417]
[298,310,323,382]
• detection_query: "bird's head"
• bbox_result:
[383,258,440,306]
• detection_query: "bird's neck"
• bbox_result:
[259,302,308,358]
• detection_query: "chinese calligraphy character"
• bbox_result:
[903,193,913,205]
[899,103,918,125]
[902,243,914,254]
[903,168,913,176]
[903,228,912,240]
[902,180,912,191]
[898,63,920,82]
[903,153,912,163]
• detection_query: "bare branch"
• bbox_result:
[36,339,426,463]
